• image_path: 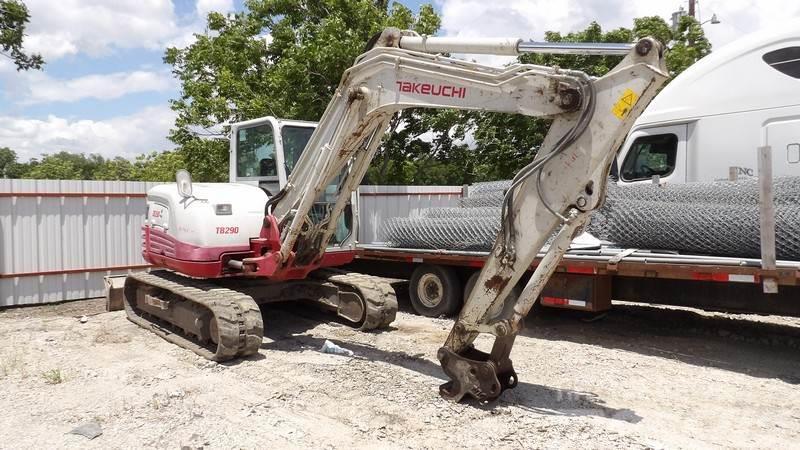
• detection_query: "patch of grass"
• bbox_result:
[1,353,25,378]
[42,368,65,385]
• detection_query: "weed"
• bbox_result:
[42,368,65,385]
[1,353,25,378]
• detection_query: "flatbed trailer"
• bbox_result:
[347,244,800,318]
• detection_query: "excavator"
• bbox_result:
[125,28,668,402]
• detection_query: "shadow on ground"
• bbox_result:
[388,278,800,384]
[520,303,800,384]
[257,301,639,422]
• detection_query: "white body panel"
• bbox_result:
[146,183,267,248]
[617,22,800,184]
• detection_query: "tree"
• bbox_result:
[0,0,43,70]
[0,148,188,181]
[93,157,135,181]
[131,151,187,182]
[0,147,17,177]
[166,6,711,185]
[21,152,105,179]
[457,18,711,182]
[165,0,440,182]
[663,15,711,76]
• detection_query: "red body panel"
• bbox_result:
[141,215,355,280]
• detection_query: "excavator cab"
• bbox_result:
[229,116,354,246]
[229,116,317,195]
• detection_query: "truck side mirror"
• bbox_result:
[176,169,193,198]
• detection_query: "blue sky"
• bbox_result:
[1,0,797,162]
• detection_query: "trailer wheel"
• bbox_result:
[409,265,462,317]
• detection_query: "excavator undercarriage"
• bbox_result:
[123,269,396,361]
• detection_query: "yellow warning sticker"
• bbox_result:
[611,88,639,120]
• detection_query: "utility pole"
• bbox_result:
[688,0,696,18]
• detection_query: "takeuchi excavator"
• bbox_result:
[125,28,668,402]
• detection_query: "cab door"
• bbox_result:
[764,116,800,177]
[229,117,282,195]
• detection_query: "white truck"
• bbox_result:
[615,22,800,184]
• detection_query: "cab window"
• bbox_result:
[281,126,315,175]
[621,134,678,181]
[763,47,800,79]
[237,124,276,177]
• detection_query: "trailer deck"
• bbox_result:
[352,244,800,317]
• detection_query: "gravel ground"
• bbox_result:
[0,290,799,449]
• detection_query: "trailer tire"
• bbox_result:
[409,265,462,317]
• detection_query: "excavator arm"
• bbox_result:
[245,28,668,401]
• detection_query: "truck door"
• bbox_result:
[764,117,800,177]
[617,124,688,185]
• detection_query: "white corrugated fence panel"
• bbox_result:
[357,185,463,244]
[0,180,163,307]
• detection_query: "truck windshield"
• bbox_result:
[237,123,277,178]
[281,125,315,175]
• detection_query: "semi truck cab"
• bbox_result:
[617,22,800,185]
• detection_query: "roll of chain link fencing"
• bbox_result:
[381,176,800,260]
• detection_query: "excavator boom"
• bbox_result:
[261,29,667,401]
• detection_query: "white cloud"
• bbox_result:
[16,70,175,104]
[438,0,800,59]
[0,105,177,161]
[22,0,183,60]
[19,0,238,61]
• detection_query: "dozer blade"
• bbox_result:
[123,270,263,362]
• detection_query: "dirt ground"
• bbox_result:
[1,289,799,449]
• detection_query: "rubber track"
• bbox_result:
[312,268,398,330]
[124,270,263,362]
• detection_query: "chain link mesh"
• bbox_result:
[587,177,800,259]
[381,176,800,260]
[382,216,500,250]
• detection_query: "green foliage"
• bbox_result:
[0,147,16,177]
[165,0,440,182]
[41,368,64,385]
[92,157,134,181]
[454,18,711,183]
[131,151,187,182]
[664,15,712,76]
[170,139,226,182]
[0,0,43,70]
[0,149,186,182]
[458,22,636,182]
[23,152,103,179]
[367,109,473,185]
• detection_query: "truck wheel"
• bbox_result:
[409,265,462,317]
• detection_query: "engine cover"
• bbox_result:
[144,182,268,262]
